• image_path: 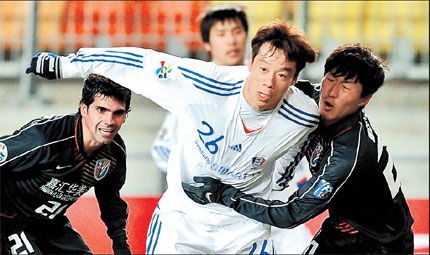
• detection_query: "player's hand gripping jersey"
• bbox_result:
[31,48,320,253]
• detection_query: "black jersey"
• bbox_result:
[0,113,128,240]
[218,84,414,244]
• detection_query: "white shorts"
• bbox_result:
[145,188,273,254]
[271,225,313,254]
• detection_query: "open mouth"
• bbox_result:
[323,100,334,110]
[257,91,270,101]
[99,128,114,135]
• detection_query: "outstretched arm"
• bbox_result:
[25,47,247,114]
[25,47,165,98]
[183,175,329,229]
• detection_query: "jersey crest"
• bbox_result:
[251,155,266,168]
[310,143,324,168]
[94,159,111,180]
[0,142,7,163]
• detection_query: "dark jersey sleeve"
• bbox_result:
[94,139,129,240]
[0,116,72,173]
[218,126,362,229]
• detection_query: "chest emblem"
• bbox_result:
[310,143,324,168]
[94,159,111,180]
[251,155,266,168]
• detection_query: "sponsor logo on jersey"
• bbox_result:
[40,177,90,201]
[310,143,323,168]
[94,159,111,180]
[0,142,7,163]
[155,61,172,80]
[312,179,333,199]
[251,155,266,168]
[229,144,242,152]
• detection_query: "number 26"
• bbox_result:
[197,121,224,154]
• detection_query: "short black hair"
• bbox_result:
[80,74,132,113]
[324,43,387,98]
[200,4,248,43]
[251,19,317,78]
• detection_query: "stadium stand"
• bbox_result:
[0,1,428,79]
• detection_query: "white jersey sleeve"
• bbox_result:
[60,47,246,114]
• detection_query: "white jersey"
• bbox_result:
[60,47,320,253]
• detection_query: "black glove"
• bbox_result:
[25,52,61,79]
[182,176,228,205]
[112,236,131,255]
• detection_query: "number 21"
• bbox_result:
[35,201,67,219]
[8,231,34,254]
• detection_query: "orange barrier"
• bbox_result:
[67,196,429,254]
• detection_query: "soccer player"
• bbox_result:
[151,5,313,253]
[182,43,415,254]
[26,20,319,253]
[0,74,132,254]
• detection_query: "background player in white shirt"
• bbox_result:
[27,20,319,254]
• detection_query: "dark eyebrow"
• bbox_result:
[114,109,126,115]
[343,79,356,83]
[281,67,293,73]
[96,106,108,111]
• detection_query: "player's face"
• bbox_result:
[244,42,297,111]
[319,70,372,127]
[80,94,127,153]
[204,18,247,66]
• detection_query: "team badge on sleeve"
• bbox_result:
[312,179,333,199]
[94,159,111,180]
[0,142,7,163]
[155,61,172,80]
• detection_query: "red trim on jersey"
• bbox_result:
[241,119,263,134]
[75,115,82,152]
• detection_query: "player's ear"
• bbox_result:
[358,94,372,108]
[203,42,211,53]
[80,103,88,116]
[291,74,298,85]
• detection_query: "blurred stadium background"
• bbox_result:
[0,1,428,254]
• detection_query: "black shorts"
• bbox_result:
[1,216,91,254]
[303,218,414,254]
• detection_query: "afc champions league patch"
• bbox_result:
[0,142,7,163]
[310,143,324,168]
[312,179,333,199]
[94,159,111,181]
[155,61,172,80]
